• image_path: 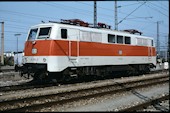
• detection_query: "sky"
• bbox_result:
[0,1,169,53]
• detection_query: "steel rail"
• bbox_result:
[119,94,169,112]
[0,75,168,112]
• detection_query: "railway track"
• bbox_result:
[119,95,169,112]
[0,73,168,112]
[0,69,168,92]
[0,68,14,72]
[0,80,59,92]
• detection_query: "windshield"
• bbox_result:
[37,27,51,39]
[27,27,52,41]
[28,28,38,41]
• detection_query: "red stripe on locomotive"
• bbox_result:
[24,40,156,57]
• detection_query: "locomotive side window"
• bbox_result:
[28,28,38,41]
[137,38,143,46]
[125,36,131,44]
[61,29,67,39]
[108,34,116,43]
[80,31,91,41]
[143,39,148,46]
[38,27,51,39]
[151,40,153,46]
[117,35,123,44]
[91,32,102,43]
[137,38,148,46]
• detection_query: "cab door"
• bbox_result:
[68,28,80,65]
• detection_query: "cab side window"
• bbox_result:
[61,29,67,39]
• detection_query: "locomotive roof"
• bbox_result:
[30,22,154,40]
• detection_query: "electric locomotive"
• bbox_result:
[21,19,156,81]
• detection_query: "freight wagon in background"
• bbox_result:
[20,19,157,82]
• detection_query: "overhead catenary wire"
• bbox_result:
[0,9,60,21]
[0,1,167,27]
[0,17,37,25]
[4,30,27,34]
[52,2,116,19]
[148,1,168,12]
[38,2,116,22]
[144,3,168,17]
[117,2,146,25]
[77,1,150,19]
[1,2,167,31]
[5,23,29,28]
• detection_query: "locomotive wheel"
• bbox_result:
[61,69,72,82]
[144,66,150,74]
[33,71,48,82]
[61,74,72,82]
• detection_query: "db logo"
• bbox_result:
[43,58,46,62]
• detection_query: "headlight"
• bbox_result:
[32,48,37,54]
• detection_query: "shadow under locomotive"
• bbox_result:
[19,63,154,84]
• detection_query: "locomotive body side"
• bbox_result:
[23,23,156,80]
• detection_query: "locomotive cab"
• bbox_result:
[23,24,55,80]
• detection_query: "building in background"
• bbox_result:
[0,51,24,66]
[4,51,14,57]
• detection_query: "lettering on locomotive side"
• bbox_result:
[30,57,38,62]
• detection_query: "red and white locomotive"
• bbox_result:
[22,19,156,81]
